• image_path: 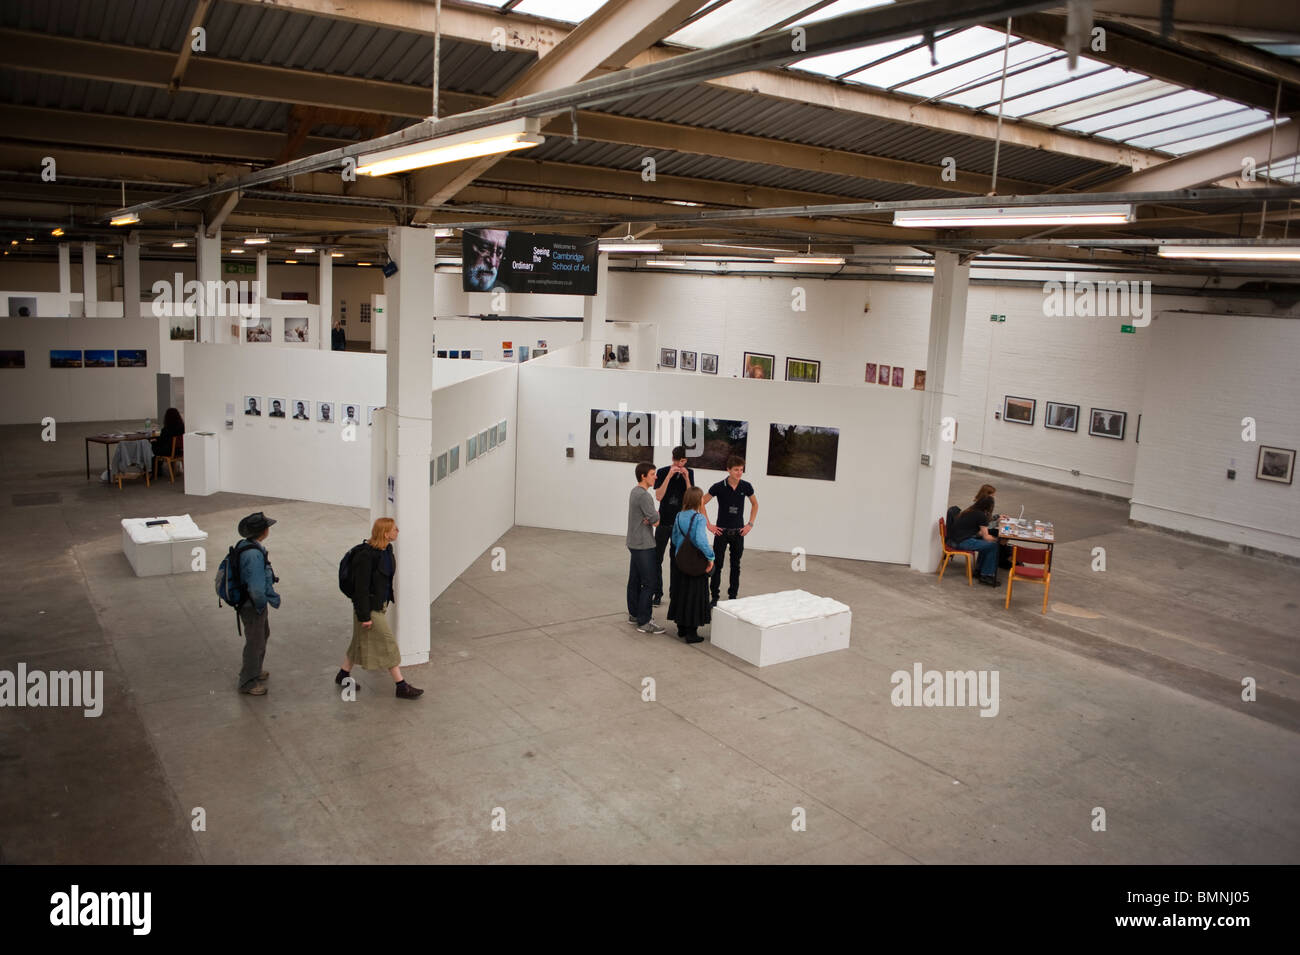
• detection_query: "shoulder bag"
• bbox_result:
[675,514,710,576]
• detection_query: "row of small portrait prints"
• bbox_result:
[432,420,508,484]
[242,396,378,425]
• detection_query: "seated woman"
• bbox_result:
[152,407,185,458]
[950,495,999,586]
[667,487,714,644]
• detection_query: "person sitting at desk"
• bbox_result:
[949,496,999,587]
[151,407,185,458]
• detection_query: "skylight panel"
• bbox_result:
[1098,100,1251,142]
[1060,86,1200,133]
[669,0,815,49]
[512,0,610,23]
[855,32,1043,94]
[1134,113,1273,153]
[989,67,1138,119]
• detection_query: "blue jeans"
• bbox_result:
[958,538,998,578]
[627,547,657,625]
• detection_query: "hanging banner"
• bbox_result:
[462,229,598,296]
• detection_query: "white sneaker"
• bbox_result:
[637,622,665,634]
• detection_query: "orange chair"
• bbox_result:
[937,517,976,586]
[1005,544,1052,613]
[154,435,184,483]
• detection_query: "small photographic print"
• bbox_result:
[1256,446,1294,484]
[342,403,360,425]
[317,401,334,424]
[914,370,926,391]
[467,434,478,461]
[617,344,630,363]
[50,349,82,368]
[1088,407,1125,439]
[243,395,263,416]
[116,349,147,367]
[700,353,718,375]
[891,366,904,388]
[436,452,448,483]
[291,399,312,421]
[84,349,115,368]
[785,357,820,383]
[743,352,774,379]
[0,349,25,369]
[366,405,380,426]
[1045,402,1079,432]
[245,318,272,342]
[659,348,677,369]
[284,316,309,343]
[496,420,507,445]
[680,350,697,372]
[877,364,890,386]
[267,397,287,418]
[865,362,877,384]
[436,350,448,358]
[1003,396,1036,425]
[449,445,460,473]
[8,296,37,317]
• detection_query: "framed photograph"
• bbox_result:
[471,350,484,360]
[449,445,460,473]
[448,350,459,359]
[267,397,287,419]
[496,420,507,445]
[1003,395,1036,425]
[617,344,630,363]
[317,401,335,424]
[519,345,530,362]
[914,370,926,391]
[700,353,718,375]
[682,417,748,471]
[242,395,263,417]
[479,428,491,453]
[534,348,548,358]
[1256,446,1295,485]
[460,351,470,359]
[366,405,380,426]
[1088,407,1126,440]
[436,350,448,358]
[785,357,821,383]
[865,362,877,384]
[680,350,697,372]
[284,316,309,343]
[8,296,37,317]
[50,349,82,369]
[436,452,449,483]
[1044,402,1079,432]
[891,366,904,388]
[0,350,25,369]
[245,318,272,342]
[659,347,677,368]
[292,399,312,421]
[488,425,498,450]
[116,349,147,367]
[341,403,360,425]
[743,352,774,379]
[767,424,839,481]
[877,364,890,386]
[84,349,115,368]
[589,409,657,464]
[169,317,195,341]
[467,434,478,462]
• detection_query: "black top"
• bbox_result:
[708,478,755,529]
[654,465,695,520]
[152,423,184,457]
[949,507,989,545]
[351,543,395,623]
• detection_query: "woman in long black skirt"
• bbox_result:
[667,487,714,644]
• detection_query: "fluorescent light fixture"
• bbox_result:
[664,199,702,207]
[294,247,315,254]
[357,118,543,177]
[229,248,245,254]
[773,255,845,265]
[597,241,663,253]
[106,253,116,259]
[110,213,140,226]
[432,228,454,237]
[894,204,1133,228]
[357,261,373,266]
[284,259,298,264]
[25,237,33,242]
[330,251,344,258]
[644,259,695,267]
[895,265,934,274]
[172,241,188,248]
[9,240,16,245]
[1157,245,1300,261]
[244,236,270,245]
[51,228,64,237]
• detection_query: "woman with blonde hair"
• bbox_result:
[335,517,423,699]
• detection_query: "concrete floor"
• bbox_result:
[1,419,1297,864]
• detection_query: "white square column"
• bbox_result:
[195,228,222,342]
[122,233,141,319]
[581,251,609,358]
[318,250,333,350]
[378,226,435,665]
[81,242,98,317]
[57,243,71,306]
[910,250,971,572]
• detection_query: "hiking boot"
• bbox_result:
[240,683,267,696]
[395,682,424,700]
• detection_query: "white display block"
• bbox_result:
[710,590,851,667]
[121,515,208,578]
[184,431,220,496]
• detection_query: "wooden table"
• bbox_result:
[85,431,156,480]
[995,517,1055,551]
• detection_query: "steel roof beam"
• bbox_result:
[1091,122,1300,191]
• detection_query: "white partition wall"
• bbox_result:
[433,317,584,359]
[184,343,385,506]
[429,363,519,599]
[515,358,924,563]
[0,317,158,425]
[1131,313,1300,558]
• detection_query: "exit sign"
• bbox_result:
[1121,324,1135,334]
[224,262,255,274]
[989,314,1006,322]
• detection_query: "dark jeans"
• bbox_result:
[958,537,998,577]
[711,530,745,601]
[627,547,656,625]
[237,604,270,689]
[652,519,677,601]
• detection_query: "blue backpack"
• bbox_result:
[216,540,258,609]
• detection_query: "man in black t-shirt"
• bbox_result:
[702,455,759,605]
[651,445,695,605]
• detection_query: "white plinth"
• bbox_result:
[184,431,220,496]
[122,515,208,577]
[710,590,851,667]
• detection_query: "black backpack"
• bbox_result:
[216,539,264,633]
[338,542,368,598]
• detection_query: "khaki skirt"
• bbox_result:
[347,608,401,670]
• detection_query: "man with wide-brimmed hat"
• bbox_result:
[236,511,281,696]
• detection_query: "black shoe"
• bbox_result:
[684,634,704,644]
[710,596,718,607]
[395,682,424,700]
[336,669,361,692]
[979,575,999,587]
